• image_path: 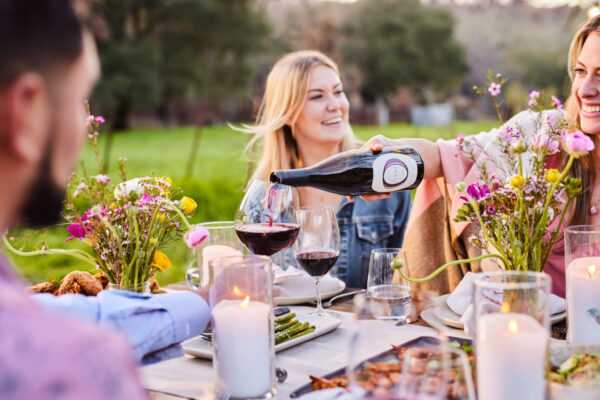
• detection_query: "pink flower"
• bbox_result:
[561,130,595,158]
[93,174,111,185]
[184,226,209,249]
[528,90,540,108]
[488,82,502,97]
[94,116,106,125]
[552,96,563,110]
[531,133,559,155]
[66,223,86,240]
[466,183,491,201]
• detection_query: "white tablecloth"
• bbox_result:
[141,307,437,399]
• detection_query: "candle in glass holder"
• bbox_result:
[213,296,272,398]
[567,257,600,345]
[477,313,548,400]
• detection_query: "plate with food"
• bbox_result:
[182,307,341,359]
[547,343,600,400]
[289,335,474,399]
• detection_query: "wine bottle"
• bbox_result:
[270,148,424,196]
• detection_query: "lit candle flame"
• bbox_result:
[508,320,519,334]
[241,296,250,308]
[587,264,598,279]
[501,302,510,313]
[232,286,243,297]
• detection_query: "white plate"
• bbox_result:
[431,294,567,330]
[420,308,472,340]
[182,308,342,359]
[274,274,345,306]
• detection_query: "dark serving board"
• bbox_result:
[289,335,472,398]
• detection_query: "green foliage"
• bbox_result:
[342,0,467,104]
[91,0,271,128]
[6,122,496,286]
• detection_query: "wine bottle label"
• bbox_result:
[372,153,419,192]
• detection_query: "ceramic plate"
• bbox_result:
[273,273,345,306]
[431,294,567,330]
[182,308,342,359]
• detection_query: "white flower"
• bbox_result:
[73,182,87,197]
[114,178,145,200]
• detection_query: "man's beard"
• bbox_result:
[19,151,66,228]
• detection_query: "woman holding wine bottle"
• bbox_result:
[359,15,600,297]
[241,50,412,288]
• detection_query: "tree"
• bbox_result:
[343,0,467,124]
[91,0,271,130]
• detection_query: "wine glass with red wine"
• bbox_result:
[294,207,340,316]
[235,180,300,256]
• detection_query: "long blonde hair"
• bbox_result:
[243,50,358,182]
[565,15,600,225]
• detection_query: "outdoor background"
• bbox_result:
[6,0,595,285]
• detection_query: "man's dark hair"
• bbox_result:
[0,0,85,87]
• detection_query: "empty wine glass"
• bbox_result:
[294,207,340,316]
[235,180,299,256]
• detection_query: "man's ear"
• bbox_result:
[0,73,49,164]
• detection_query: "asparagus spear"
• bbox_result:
[275,319,299,333]
[275,312,296,324]
[275,322,316,345]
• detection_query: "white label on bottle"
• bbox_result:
[372,153,418,192]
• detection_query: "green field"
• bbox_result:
[6,121,496,286]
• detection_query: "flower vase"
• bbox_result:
[107,280,151,294]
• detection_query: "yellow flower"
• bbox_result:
[165,177,173,186]
[545,168,561,184]
[152,250,172,272]
[157,213,166,223]
[180,196,197,214]
[509,175,525,189]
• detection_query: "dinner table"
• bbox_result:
[144,286,439,400]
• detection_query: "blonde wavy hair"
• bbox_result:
[243,50,358,182]
[564,15,600,224]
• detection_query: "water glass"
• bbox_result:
[565,225,600,344]
[366,248,412,322]
[474,271,550,400]
[210,255,275,399]
[185,221,245,289]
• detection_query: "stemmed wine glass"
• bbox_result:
[235,180,300,256]
[294,207,340,316]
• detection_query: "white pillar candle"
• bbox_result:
[213,298,273,398]
[477,313,548,400]
[567,257,600,345]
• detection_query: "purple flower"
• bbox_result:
[488,82,502,97]
[552,96,563,110]
[528,90,540,108]
[500,126,522,143]
[466,183,491,201]
[531,133,559,155]
[184,226,209,249]
[137,193,154,207]
[66,223,86,240]
[561,130,595,158]
[484,204,497,216]
[94,116,106,125]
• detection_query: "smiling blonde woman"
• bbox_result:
[240,50,412,288]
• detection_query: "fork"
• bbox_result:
[312,289,366,308]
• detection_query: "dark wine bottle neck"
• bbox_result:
[270,168,312,187]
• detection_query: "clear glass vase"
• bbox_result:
[107,280,151,294]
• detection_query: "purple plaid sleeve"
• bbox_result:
[0,256,147,400]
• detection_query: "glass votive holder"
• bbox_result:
[185,221,245,289]
[565,225,600,345]
[474,271,551,400]
[209,255,275,399]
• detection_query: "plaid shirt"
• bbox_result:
[0,254,148,400]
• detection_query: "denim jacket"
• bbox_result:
[243,190,411,289]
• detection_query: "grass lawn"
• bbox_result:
[5,120,496,286]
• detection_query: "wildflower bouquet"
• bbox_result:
[402,73,595,282]
[4,112,209,292]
